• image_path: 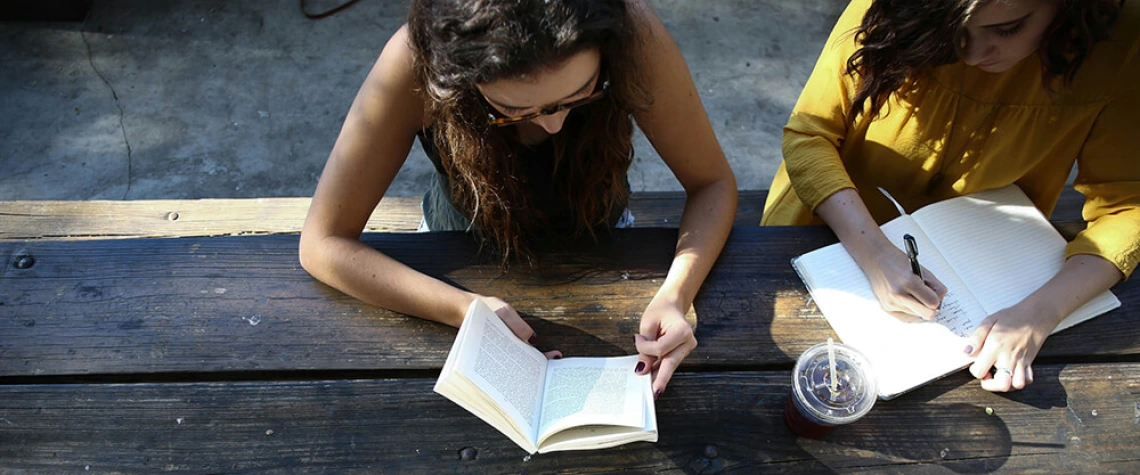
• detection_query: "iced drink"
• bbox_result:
[784,341,877,438]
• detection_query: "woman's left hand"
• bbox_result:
[965,301,1056,392]
[634,297,697,400]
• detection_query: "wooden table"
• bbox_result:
[2,195,1138,474]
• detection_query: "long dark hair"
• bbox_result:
[845,0,1122,124]
[407,0,650,264]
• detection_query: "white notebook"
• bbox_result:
[792,185,1121,399]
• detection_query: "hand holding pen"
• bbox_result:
[904,234,923,280]
[886,233,946,319]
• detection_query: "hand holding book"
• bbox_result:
[477,295,545,349]
[633,295,698,399]
[435,299,657,454]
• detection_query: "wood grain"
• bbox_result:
[0,188,1082,241]
[0,364,1136,474]
[2,227,1136,378]
[0,191,769,241]
[0,186,1122,474]
[0,196,424,240]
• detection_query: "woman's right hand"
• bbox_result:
[860,244,948,320]
[814,189,949,321]
[478,296,562,360]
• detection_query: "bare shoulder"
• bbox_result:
[622,0,691,86]
[374,25,417,84]
[357,24,429,132]
[625,0,670,50]
[620,0,691,99]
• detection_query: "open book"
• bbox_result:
[434,299,657,454]
[792,185,1121,399]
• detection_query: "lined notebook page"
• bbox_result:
[913,185,1119,326]
[792,216,982,398]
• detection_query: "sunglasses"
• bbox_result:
[485,79,611,127]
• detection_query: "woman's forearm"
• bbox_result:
[1021,254,1122,328]
[299,234,476,327]
[653,178,737,315]
[814,188,893,266]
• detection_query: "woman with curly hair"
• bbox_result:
[300,0,737,397]
[763,0,1137,392]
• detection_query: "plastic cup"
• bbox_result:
[784,342,877,438]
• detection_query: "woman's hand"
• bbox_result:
[623,0,731,399]
[965,302,1055,392]
[633,296,697,399]
[861,244,949,320]
[964,255,1122,392]
[814,189,948,320]
[479,296,562,358]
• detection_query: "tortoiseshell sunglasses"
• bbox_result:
[486,79,611,127]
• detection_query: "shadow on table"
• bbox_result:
[902,365,1072,411]
[525,316,629,357]
[802,369,1071,473]
[810,401,1014,474]
[655,398,841,474]
[650,379,1048,473]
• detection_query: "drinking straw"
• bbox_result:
[827,337,838,398]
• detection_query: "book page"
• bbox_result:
[792,215,983,398]
[538,371,657,453]
[913,185,1120,326]
[454,300,549,444]
[536,355,647,446]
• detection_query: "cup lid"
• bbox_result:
[791,342,877,424]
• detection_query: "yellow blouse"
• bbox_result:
[762,0,1140,278]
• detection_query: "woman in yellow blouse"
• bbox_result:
[764,0,1138,392]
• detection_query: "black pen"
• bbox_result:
[903,234,923,280]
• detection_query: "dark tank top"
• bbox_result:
[416,126,629,233]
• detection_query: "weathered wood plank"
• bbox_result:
[0,191,768,241]
[0,196,425,240]
[1,187,1084,241]
[628,190,767,228]
[2,227,1136,377]
[0,364,1136,474]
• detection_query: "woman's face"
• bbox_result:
[962,0,1060,73]
[476,49,602,135]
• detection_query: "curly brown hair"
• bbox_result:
[407,0,650,264]
[845,0,1122,124]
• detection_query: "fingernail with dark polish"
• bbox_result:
[528,335,539,346]
[553,354,562,360]
[963,345,973,354]
[654,389,661,400]
[635,362,645,373]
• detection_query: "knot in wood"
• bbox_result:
[14,253,35,269]
[166,211,180,221]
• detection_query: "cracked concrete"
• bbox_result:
[80,27,133,199]
[0,0,847,200]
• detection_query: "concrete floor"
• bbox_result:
[0,0,847,200]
